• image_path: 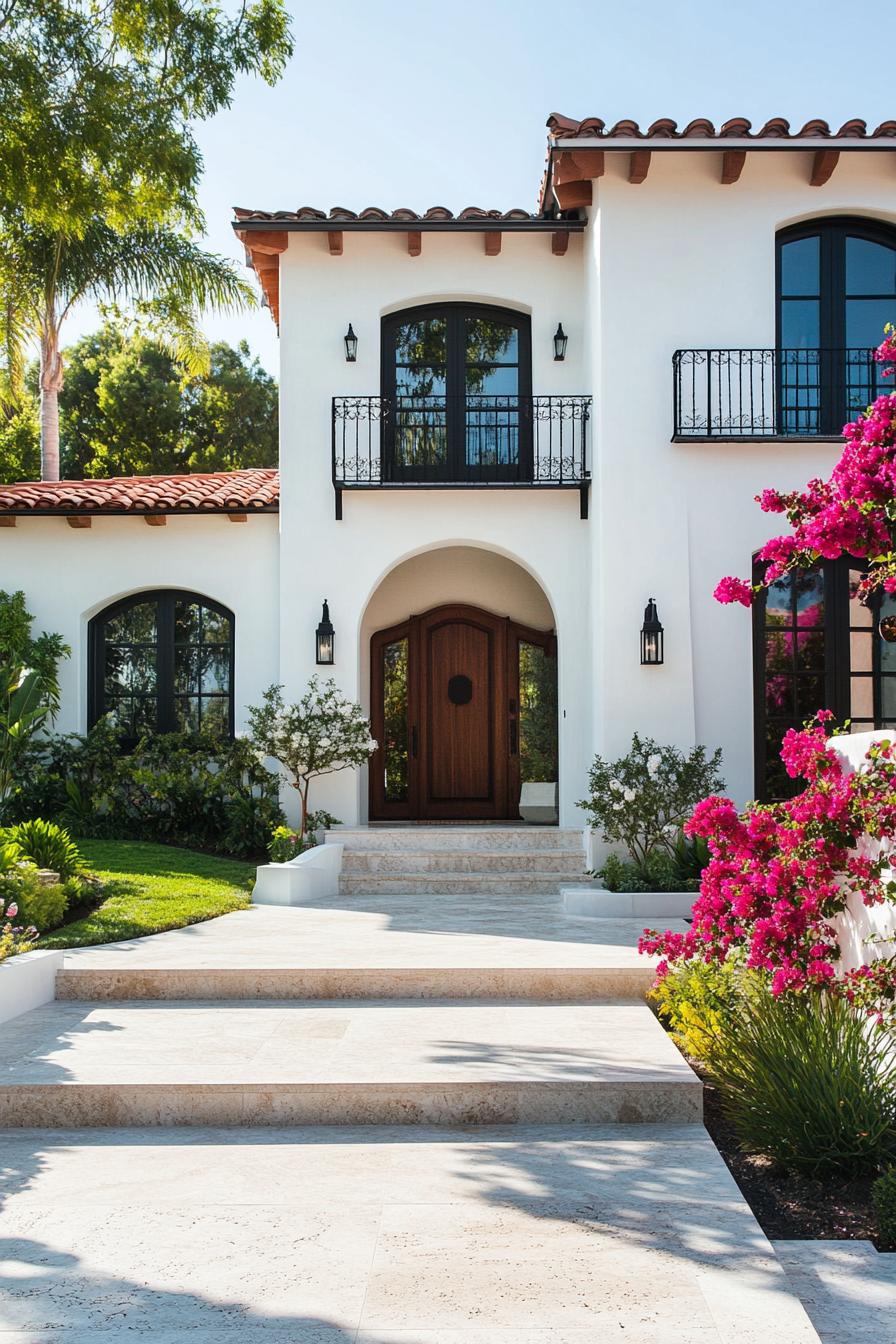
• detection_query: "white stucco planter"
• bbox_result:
[562,886,695,920]
[252,842,343,907]
[519,782,559,824]
[0,948,65,1026]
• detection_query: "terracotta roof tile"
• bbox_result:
[0,469,279,516]
[547,114,896,141]
[233,205,550,225]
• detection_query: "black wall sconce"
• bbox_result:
[553,323,568,361]
[343,324,358,362]
[640,598,664,665]
[316,600,335,665]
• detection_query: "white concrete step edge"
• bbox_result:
[326,827,586,853]
[562,887,695,919]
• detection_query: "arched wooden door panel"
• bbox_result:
[370,603,554,821]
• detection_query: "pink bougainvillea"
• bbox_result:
[639,713,896,1023]
[716,332,896,604]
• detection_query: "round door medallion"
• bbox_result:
[447,674,473,705]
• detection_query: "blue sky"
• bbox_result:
[72,0,893,372]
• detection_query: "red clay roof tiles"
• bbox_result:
[0,469,279,516]
[547,114,896,141]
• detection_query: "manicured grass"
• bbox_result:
[41,840,254,948]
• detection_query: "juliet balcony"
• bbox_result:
[332,394,592,518]
[673,348,888,441]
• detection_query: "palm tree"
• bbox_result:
[0,221,254,480]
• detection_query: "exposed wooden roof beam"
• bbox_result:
[552,231,569,256]
[228,513,248,523]
[144,514,166,526]
[407,230,421,257]
[721,149,746,184]
[240,229,288,254]
[811,149,840,186]
[66,516,91,529]
[484,232,502,256]
[328,231,344,256]
[629,150,651,184]
[552,148,604,210]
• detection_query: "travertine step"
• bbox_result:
[0,998,701,1127]
[342,847,587,875]
[340,872,590,896]
[327,826,584,853]
[56,963,654,1001]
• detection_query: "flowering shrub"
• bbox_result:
[715,331,896,605]
[249,678,376,843]
[578,734,723,878]
[639,712,896,1025]
[0,894,37,962]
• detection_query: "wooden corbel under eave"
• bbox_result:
[66,516,91,529]
[328,231,344,256]
[810,149,840,186]
[484,233,502,256]
[0,517,15,527]
[721,150,746,184]
[552,148,604,210]
[407,231,422,257]
[227,513,248,523]
[144,514,166,526]
[629,150,651,184]
[551,232,569,256]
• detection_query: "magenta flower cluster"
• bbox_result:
[638,712,896,1023]
[715,334,896,605]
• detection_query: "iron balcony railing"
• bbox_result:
[673,348,888,440]
[332,394,592,518]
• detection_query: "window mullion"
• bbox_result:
[158,596,175,733]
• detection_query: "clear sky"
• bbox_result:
[70,0,894,372]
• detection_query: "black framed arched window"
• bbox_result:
[380,303,533,482]
[89,590,234,742]
[776,217,896,434]
[753,557,896,798]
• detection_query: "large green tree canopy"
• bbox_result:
[0,325,278,480]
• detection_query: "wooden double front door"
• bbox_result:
[370,604,555,821]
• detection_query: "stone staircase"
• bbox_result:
[329,825,590,895]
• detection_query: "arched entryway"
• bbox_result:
[369,600,556,821]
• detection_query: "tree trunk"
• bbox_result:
[40,328,63,482]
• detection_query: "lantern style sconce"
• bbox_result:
[343,324,358,362]
[640,598,664,665]
[316,600,335,665]
[553,323,568,362]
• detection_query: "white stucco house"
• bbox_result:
[3,112,896,831]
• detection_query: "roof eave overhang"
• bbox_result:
[232,218,584,233]
[0,506,280,519]
[551,136,896,152]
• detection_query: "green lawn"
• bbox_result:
[41,840,255,948]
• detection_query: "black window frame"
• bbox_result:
[380,302,533,483]
[88,589,235,743]
[776,216,896,435]
[752,555,893,799]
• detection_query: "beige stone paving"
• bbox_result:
[0,1124,821,1341]
[57,899,684,969]
[772,1241,896,1344]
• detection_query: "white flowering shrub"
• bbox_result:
[578,733,723,874]
[248,678,377,843]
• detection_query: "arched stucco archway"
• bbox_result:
[358,544,558,823]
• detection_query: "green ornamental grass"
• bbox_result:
[708,990,896,1177]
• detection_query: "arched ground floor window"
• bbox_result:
[88,590,234,743]
[753,556,896,798]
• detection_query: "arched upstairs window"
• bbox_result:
[381,303,532,482]
[753,557,896,798]
[777,218,896,434]
[89,590,234,742]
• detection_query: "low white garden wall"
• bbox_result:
[828,731,896,974]
[252,842,343,907]
[0,948,65,1026]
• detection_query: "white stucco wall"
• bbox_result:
[278,230,591,826]
[0,514,280,735]
[589,150,896,804]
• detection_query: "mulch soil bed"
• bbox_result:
[701,1076,883,1245]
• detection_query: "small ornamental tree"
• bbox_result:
[248,679,377,845]
[715,330,896,607]
[578,734,724,875]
